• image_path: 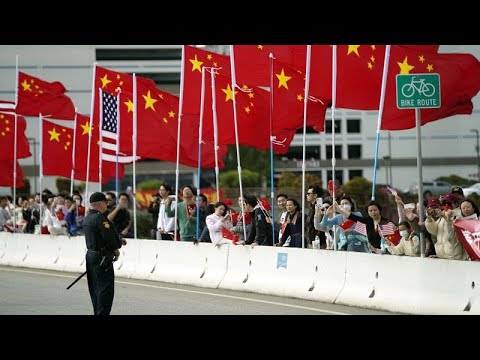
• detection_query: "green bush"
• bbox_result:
[135,210,153,239]
[137,179,163,191]
[220,169,260,187]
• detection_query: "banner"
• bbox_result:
[453,219,480,261]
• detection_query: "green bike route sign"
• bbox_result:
[396,73,441,109]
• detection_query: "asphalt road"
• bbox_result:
[0,266,398,315]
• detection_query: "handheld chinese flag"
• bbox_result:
[16,72,75,120]
[386,230,402,246]
[258,198,272,211]
[222,226,239,243]
[339,219,355,230]
[453,219,480,261]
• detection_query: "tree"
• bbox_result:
[137,179,163,191]
[220,169,260,188]
[224,145,270,185]
[14,178,30,197]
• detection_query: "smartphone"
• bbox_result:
[315,197,323,206]
[404,203,416,210]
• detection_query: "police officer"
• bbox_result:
[83,192,125,315]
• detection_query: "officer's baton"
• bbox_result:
[66,271,87,290]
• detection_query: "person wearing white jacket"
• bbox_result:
[156,184,177,240]
[206,202,237,246]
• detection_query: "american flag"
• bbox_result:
[379,222,395,236]
[353,221,367,236]
[100,91,138,163]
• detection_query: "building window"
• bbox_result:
[325,119,341,134]
[326,145,342,160]
[96,48,182,61]
[348,170,363,180]
[347,119,361,133]
[348,145,362,159]
[285,146,320,160]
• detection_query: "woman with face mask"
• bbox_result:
[317,195,368,252]
[384,221,420,256]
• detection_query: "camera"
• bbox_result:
[315,197,323,206]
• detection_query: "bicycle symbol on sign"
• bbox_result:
[401,76,436,98]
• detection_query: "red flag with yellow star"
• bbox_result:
[130,76,226,168]
[272,59,328,132]
[298,45,439,109]
[201,72,296,154]
[182,45,231,116]
[233,45,307,87]
[0,160,24,187]
[16,72,75,120]
[381,45,480,130]
[73,113,124,183]
[0,112,31,160]
[42,119,74,177]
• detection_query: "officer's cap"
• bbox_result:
[89,192,107,203]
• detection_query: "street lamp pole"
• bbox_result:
[471,129,480,180]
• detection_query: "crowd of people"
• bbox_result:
[2,180,477,261]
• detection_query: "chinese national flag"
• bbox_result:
[339,219,355,230]
[42,119,74,177]
[272,59,328,132]
[182,45,231,115]
[381,46,480,130]
[16,72,75,120]
[0,112,31,160]
[222,226,239,243]
[386,230,402,246]
[74,113,124,183]
[130,76,226,168]
[231,211,252,225]
[201,72,296,155]
[0,160,24,187]
[233,45,307,87]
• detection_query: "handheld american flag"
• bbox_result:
[353,221,367,237]
[379,222,395,236]
[100,90,138,163]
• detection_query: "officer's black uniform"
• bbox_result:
[83,192,122,315]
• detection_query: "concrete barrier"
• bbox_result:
[2,233,480,314]
[22,234,63,271]
[220,246,318,299]
[1,233,29,267]
[0,232,9,265]
[56,236,87,273]
[148,241,228,288]
[114,239,141,279]
[131,240,160,280]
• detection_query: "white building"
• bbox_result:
[0,45,479,195]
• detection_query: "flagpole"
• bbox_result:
[13,55,19,229]
[70,110,78,196]
[132,75,138,240]
[39,114,43,228]
[331,45,338,251]
[229,45,247,242]
[174,46,187,241]
[415,108,426,257]
[268,53,276,245]
[300,45,312,249]
[371,45,391,200]
[115,90,121,200]
[85,63,97,206]
[195,67,207,240]
[98,88,103,194]
[210,68,221,202]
